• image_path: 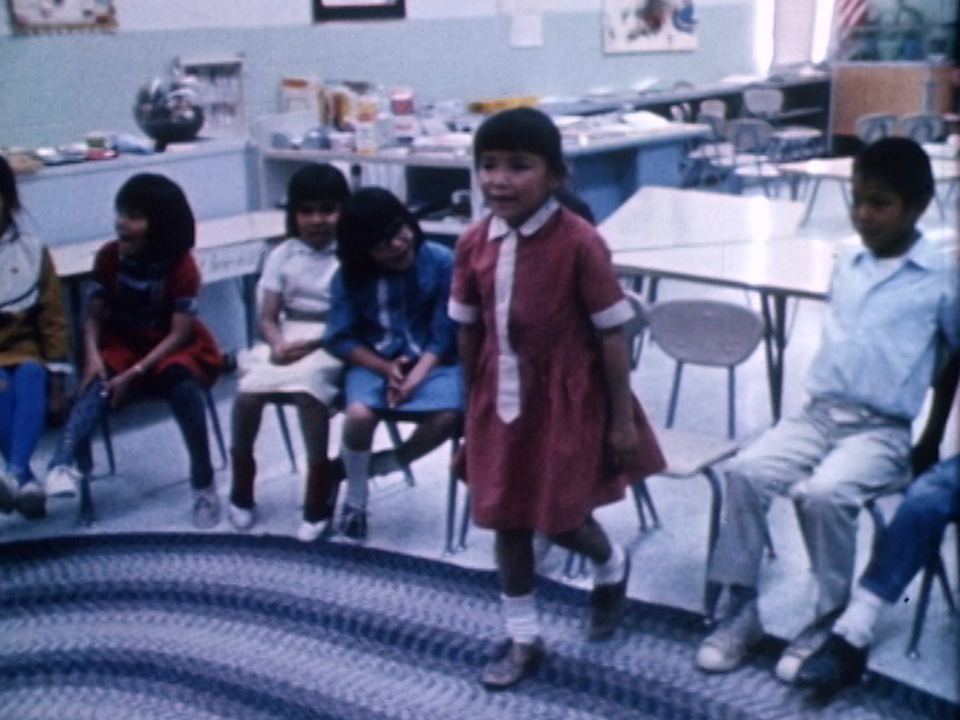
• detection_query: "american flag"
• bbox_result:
[834,0,869,39]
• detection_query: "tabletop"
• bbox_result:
[599,186,806,253]
[778,156,960,182]
[51,210,286,284]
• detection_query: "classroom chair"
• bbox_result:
[855,113,898,145]
[557,294,741,612]
[647,299,765,440]
[896,113,947,144]
[683,112,735,188]
[82,383,228,525]
[720,119,784,197]
[741,86,824,160]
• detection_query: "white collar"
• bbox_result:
[486,197,560,242]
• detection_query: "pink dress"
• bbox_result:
[450,201,665,535]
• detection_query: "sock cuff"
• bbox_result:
[501,592,540,643]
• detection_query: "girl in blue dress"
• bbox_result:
[324,187,463,542]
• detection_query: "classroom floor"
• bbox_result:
[2,177,958,707]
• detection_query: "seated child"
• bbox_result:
[695,137,959,682]
[324,187,463,542]
[229,163,350,542]
[0,155,71,519]
[45,173,223,528]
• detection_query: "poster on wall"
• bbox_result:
[7,0,116,33]
[603,0,697,54]
[313,0,405,22]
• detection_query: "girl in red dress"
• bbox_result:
[45,174,223,527]
[449,108,665,689]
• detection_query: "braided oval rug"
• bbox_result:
[1,533,955,720]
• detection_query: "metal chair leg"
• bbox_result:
[274,404,299,473]
[202,387,228,470]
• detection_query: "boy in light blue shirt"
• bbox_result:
[695,137,959,682]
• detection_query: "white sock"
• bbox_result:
[833,586,887,648]
[593,543,627,586]
[342,447,371,511]
[369,450,402,477]
[502,592,540,644]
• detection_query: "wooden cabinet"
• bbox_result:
[830,62,954,137]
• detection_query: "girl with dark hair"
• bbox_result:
[323,187,463,542]
[450,107,665,689]
[0,156,71,520]
[229,163,350,542]
[45,173,223,528]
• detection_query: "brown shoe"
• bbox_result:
[588,553,631,640]
[480,637,545,690]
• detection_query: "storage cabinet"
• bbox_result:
[253,112,709,232]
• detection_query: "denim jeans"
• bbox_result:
[0,362,47,484]
[860,456,960,603]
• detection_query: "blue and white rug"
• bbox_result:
[1,534,955,720]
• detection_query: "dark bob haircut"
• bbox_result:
[473,107,566,179]
[285,162,351,237]
[115,173,195,263]
[336,187,424,288]
[854,137,934,208]
[0,155,21,232]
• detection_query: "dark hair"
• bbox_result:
[473,107,567,178]
[336,187,424,288]
[555,186,595,225]
[285,162,351,237]
[854,137,934,208]
[0,155,21,233]
[115,173,195,263]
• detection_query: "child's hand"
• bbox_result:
[104,370,137,409]
[270,339,314,365]
[385,356,412,408]
[391,359,429,408]
[605,421,640,474]
[79,353,107,393]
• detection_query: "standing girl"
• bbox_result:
[229,163,350,541]
[45,173,223,528]
[448,108,665,689]
[324,187,462,542]
[0,155,71,519]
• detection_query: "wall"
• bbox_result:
[0,0,758,147]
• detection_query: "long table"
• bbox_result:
[778,156,960,226]
[51,210,286,360]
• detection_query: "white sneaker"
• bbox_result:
[296,518,331,543]
[45,465,80,497]
[192,487,221,529]
[228,502,256,531]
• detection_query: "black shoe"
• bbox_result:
[588,553,631,640]
[481,637,545,690]
[795,633,868,692]
[340,505,368,542]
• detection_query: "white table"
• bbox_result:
[778,156,960,226]
[51,210,286,359]
[599,186,806,252]
[614,236,837,421]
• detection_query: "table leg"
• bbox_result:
[759,292,787,423]
[798,177,822,227]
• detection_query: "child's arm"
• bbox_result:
[599,325,640,473]
[103,311,195,407]
[258,290,321,365]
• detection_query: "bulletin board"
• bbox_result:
[7,0,116,34]
[603,0,697,54]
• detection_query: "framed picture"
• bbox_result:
[603,0,697,54]
[313,0,405,22]
[7,0,116,34]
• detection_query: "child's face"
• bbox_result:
[478,150,561,228]
[851,173,924,258]
[115,208,150,257]
[369,223,416,272]
[296,199,340,249]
